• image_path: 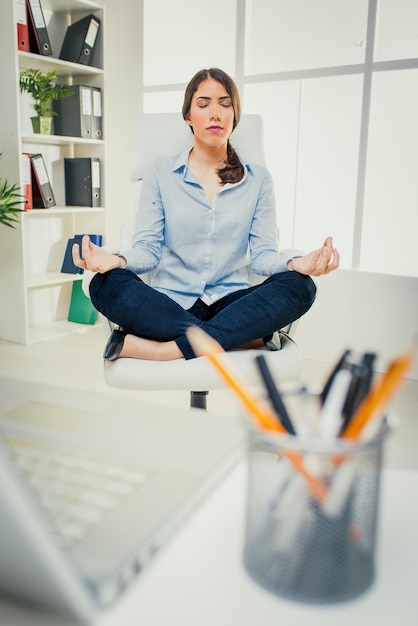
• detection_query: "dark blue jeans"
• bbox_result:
[90,269,316,359]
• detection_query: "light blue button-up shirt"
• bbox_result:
[122,150,291,310]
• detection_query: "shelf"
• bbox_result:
[26,271,83,288]
[0,0,106,345]
[42,0,103,10]
[28,318,98,344]
[18,51,104,76]
[22,133,104,146]
[23,206,105,216]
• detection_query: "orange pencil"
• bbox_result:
[186,326,328,502]
[188,328,286,433]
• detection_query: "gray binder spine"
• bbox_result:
[53,85,92,138]
[64,158,101,207]
[30,153,56,208]
[26,0,53,56]
[92,87,103,139]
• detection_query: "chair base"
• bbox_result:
[190,391,209,410]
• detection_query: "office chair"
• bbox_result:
[83,113,309,409]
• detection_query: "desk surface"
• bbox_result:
[1,461,417,626]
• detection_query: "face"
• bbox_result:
[185,78,235,148]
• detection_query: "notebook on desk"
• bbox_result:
[0,378,244,623]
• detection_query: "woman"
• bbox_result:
[72,68,339,361]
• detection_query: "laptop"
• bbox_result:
[0,377,245,623]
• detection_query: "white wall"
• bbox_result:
[297,269,418,380]
[104,0,143,251]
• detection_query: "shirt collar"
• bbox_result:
[172,149,255,178]
[172,149,190,173]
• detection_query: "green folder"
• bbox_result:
[67,280,97,325]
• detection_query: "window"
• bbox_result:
[361,69,418,275]
[374,0,418,62]
[244,0,367,74]
[143,0,236,86]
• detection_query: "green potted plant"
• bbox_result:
[0,153,24,228]
[19,68,73,135]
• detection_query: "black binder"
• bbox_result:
[91,87,103,139]
[59,14,101,66]
[64,158,101,207]
[26,0,52,56]
[53,85,93,138]
[61,238,84,275]
[30,153,56,208]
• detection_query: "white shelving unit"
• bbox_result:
[0,0,106,344]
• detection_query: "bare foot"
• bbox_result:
[119,334,183,361]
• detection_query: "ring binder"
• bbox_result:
[30,153,56,208]
[59,14,101,66]
[16,0,29,52]
[64,158,101,207]
[53,85,93,139]
[21,153,33,210]
[92,87,103,139]
[26,0,52,56]
[67,279,98,325]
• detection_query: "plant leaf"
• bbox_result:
[0,178,25,228]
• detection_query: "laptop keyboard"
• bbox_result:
[4,434,151,548]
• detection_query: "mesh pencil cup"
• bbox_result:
[243,404,392,604]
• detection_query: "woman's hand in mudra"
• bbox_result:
[289,236,339,277]
[71,234,126,273]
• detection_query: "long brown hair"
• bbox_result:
[182,68,244,185]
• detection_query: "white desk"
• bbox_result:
[1,460,417,626]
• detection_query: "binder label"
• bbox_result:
[16,0,26,24]
[21,152,31,180]
[85,19,100,47]
[93,90,102,116]
[33,155,48,185]
[29,0,45,29]
[81,87,92,115]
[92,160,101,188]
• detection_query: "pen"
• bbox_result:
[340,352,376,434]
[255,354,296,435]
[320,349,352,405]
[342,346,414,441]
[318,367,353,440]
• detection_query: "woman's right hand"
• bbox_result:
[72,234,127,273]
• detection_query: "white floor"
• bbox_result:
[0,324,417,469]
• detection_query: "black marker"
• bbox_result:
[340,352,376,433]
[320,349,352,405]
[255,355,296,435]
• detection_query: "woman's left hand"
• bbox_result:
[289,236,339,277]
